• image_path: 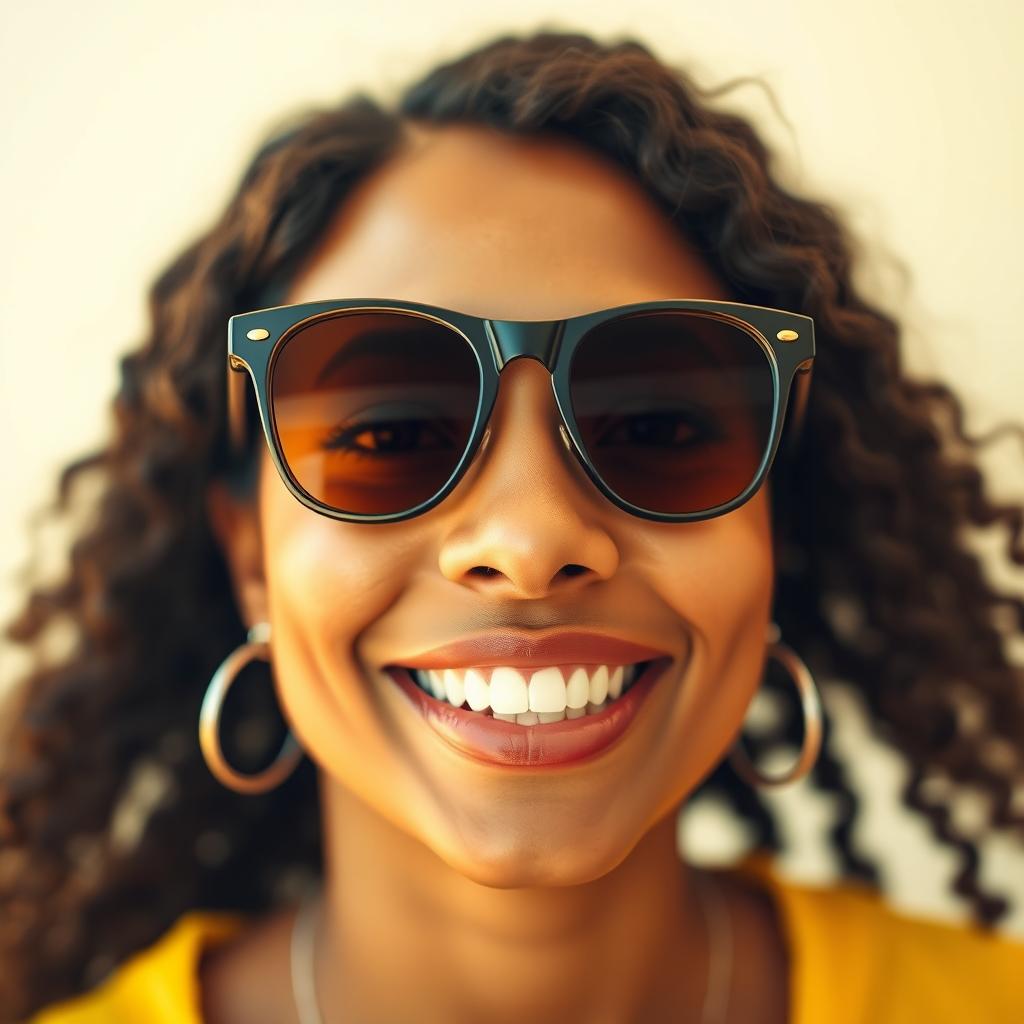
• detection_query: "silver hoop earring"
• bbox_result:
[727,622,823,788]
[199,621,303,795]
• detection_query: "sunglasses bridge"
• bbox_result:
[473,317,577,460]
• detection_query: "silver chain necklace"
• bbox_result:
[290,869,732,1024]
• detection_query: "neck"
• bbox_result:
[314,780,713,1022]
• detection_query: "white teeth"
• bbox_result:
[528,666,568,712]
[463,668,490,712]
[608,665,625,700]
[537,710,567,723]
[565,667,590,708]
[489,667,529,715]
[442,668,465,708]
[408,662,646,720]
[426,669,446,701]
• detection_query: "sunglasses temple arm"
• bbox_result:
[779,362,813,462]
[227,356,249,459]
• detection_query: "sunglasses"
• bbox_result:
[226,297,815,524]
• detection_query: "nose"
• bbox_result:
[437,357,620,600]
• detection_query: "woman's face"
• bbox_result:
[209,122,775,886]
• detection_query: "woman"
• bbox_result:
[3,27,1023,1024]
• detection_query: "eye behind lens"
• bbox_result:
[568,310,776,515]
[270,311,481,516]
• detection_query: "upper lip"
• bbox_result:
[388,630,672,669]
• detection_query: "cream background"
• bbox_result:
[1,1,1022,932]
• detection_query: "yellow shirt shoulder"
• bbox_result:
[735,852,1024,1024]
[28,857,1024,1023]
[28,911,248,1023]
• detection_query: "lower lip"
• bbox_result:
[384,658,672,768]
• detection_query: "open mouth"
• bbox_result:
[395,659,655,724]
[383,656,673,768]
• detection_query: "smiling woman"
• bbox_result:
[3,26,1024,1024]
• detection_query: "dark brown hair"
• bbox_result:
[3,27,1022,1020]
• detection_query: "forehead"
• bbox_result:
[285,121,733,319]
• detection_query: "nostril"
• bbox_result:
[561,564,588,578]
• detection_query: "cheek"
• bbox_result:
[259,451,409,629]
[257,461,416,745]
[647,493,775,739]
[264,509,390,627]
[653,492,773,623]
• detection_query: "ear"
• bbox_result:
[205,478,268,629]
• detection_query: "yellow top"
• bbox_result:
[28,853,1024,1023]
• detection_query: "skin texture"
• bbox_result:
[202,122,789,1024]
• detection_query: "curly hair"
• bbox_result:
[2,27,1023,1021]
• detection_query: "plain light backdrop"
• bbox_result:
[1,0,1022,932]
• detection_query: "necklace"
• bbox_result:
[290,868,732,1023]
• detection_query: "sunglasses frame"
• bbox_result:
[226,297,815,524]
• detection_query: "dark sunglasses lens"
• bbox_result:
[270,311,480,515]
[569,311,776,515]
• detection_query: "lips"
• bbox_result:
[381,629,675,768]
[391,629,670,669]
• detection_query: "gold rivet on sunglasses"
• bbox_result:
[776,329,799,342]
[246,328,271,341]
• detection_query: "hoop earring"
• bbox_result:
[199,621,303,795]
[727,622,823,788]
